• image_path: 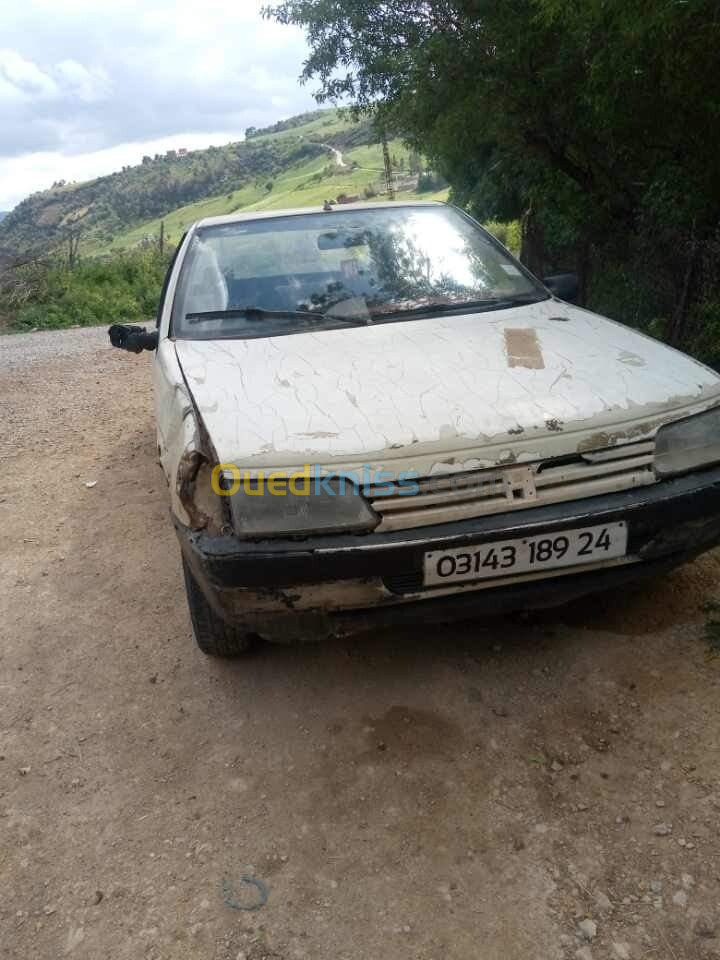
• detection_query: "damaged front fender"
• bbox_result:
[153,340,227,534]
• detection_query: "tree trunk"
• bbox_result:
[667,218,699,346]
[520,204,545,278]
[576,234,591,307]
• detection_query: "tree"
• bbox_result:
[265,1,720,338]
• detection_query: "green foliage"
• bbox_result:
[245,108,329,138]
[1,248,169,332]
[96,133,437,256]
[266,0,720,363]
[484,221,522,257]
[416,171,447,194]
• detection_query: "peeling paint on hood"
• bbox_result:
[504,328,545,369]
[173,299,720,473]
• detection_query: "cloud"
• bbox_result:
[55,60,111,104]
[0,49,59,100]
[0,0,318,209]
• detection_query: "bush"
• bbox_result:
[1,247,171,333]
[416,171,448,193]
[484,220,522,256]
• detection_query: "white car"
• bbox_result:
[110,201,720,656]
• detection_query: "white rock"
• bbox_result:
[595,891,613,912]
[576,947,593,960]
[672,890,688,908]
[612,943,631,959]
[578,918,598,941]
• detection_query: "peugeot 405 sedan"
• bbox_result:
[110,201,720,656]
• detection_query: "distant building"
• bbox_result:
[178,148,188,157]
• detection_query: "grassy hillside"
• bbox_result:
[0,108,449,260]
[96,135,448,254]
[0,109,388,258]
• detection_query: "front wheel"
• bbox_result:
[182,556,256,657]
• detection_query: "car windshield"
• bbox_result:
[171,204,546,339]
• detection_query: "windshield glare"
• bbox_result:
[172,205,544,339]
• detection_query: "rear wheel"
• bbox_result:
[182,556,255,657]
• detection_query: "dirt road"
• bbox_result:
[1,327,719,960]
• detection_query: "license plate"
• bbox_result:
[423,522,627,587]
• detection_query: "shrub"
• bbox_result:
[416,171,448,193]
[2,247,171,332]
[484,220,522,256]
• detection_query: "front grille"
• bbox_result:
[369,439,656,533]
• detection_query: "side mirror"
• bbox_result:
[543,272,579,303]
[109,324,158,353]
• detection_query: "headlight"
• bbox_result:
[223,471,379,537]
[654,406,720,477]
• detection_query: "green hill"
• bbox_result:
[0,109,448,260]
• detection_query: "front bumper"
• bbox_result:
[177,466,720,640]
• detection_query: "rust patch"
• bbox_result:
[176,449,206,530]
[576,421,655,452]
[504,328,545,369]
[176,452,225,534]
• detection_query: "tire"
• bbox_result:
[181,556,256,657]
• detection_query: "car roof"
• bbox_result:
[195,200,447,229]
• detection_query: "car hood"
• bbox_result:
[174,298,720,474]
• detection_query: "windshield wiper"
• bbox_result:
[185,306,363,326]
[369,293,548,320]
[483,292,550,308]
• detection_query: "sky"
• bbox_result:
[0,0,318,210]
